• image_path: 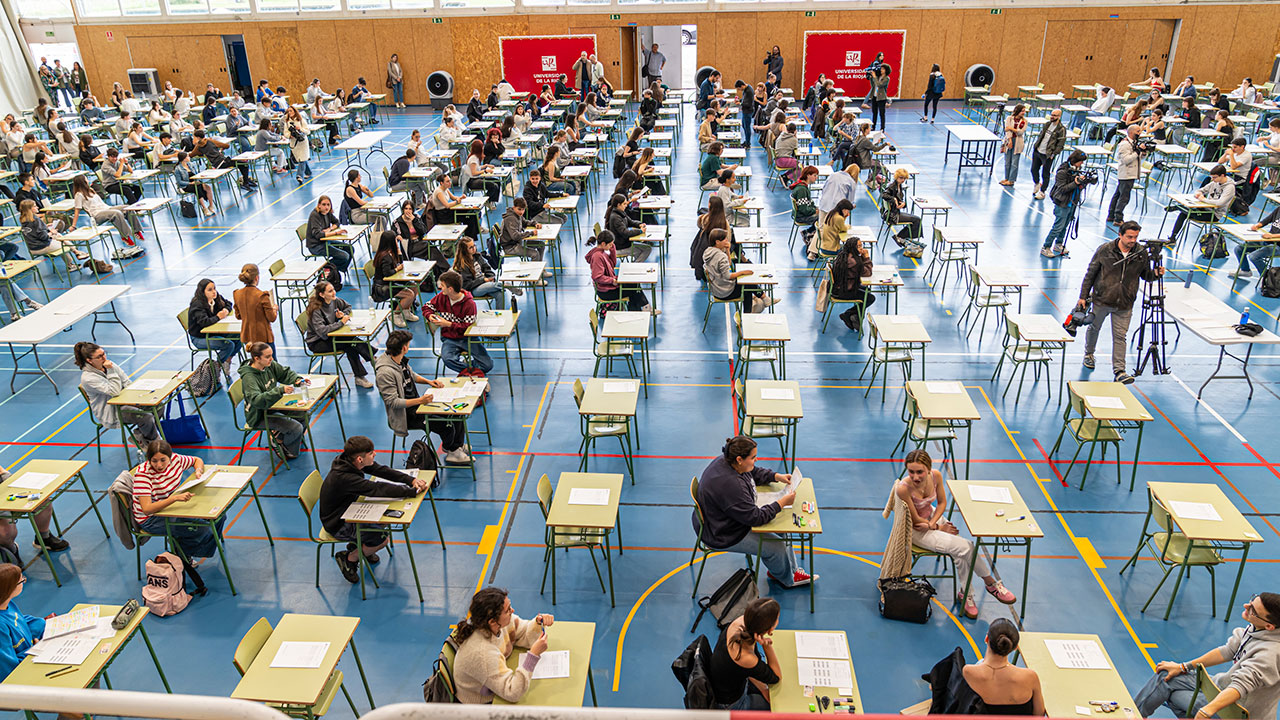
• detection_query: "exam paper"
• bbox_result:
[1168,501,1222,522]
[602,381,636,393]
[8,472,60,490]
[760,388,795,401]
[755,315,785,325]
[341,501,390,522]
[968,485,1014,504]
[523,650,570,679]
[888,315,919,324]
[270,641,330,669]
[796,658,854,688]
[1084,395,1125,410]
[43,607,100,640]
[429,388,460,404]
[204,472,253,490]
[1044,638,1110,670]
[926,381,964,394]
[31,636,97,666]
[795,631,849,660]
[568,487,610,506]
[126,378,170,392]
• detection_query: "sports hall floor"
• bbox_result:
[8,99,1280,715]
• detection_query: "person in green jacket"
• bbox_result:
[699,142,737,191]
[790,165,820,243]
[238,342,308,460]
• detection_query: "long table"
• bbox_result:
[0,284,133,393]
[1164,283,1280,398]
[943,124,1001,177]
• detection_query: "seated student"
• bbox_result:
[238,342,308,460]
[460,140,500,205]
[699,142,738,191]
[458,237,514,314]
[789,163,820,236]
[0,472,63,558]
[604,192,651,261]
[256,80,274,104]
[79,97,105,124]
[499,198,546,263]
[70,176,145,251]
[429,174,478,239]
[123,121,156,161]
[703,228,762,313]
[1167,165,1235,241]
[896,449,1015,618]
[964,618,1045,715]
[1219,137,1253,180]
[698,110,719,152]
[587,230,657,315]
[340,169,376,227]
[130,439,217,594]
[192,130,256,190]
[172,89,192,120]
[830,235,874,331]
[465,89,485,123]
[112,111,132,138]
[251,119,287,175]
[708,597,781,710]
[271,87,290,113]
[714,169,751,226]
[18,199,88,274]
[482,127,504,165]
[554,74,575,99]
[319,435,426,582]
[0,563,49,679]
[386,148,420,203]
[817,198,852,260]
[1135,592,1280,720]
[539,148,578,196]
[187,278,240,380]
[304,280,374,388]
[512,104,532,135]
[233,264,278,352]
[390,202,445,271]
[76,134,103,173]
[155,132,181,165]
[437,114,461,143]
[427,270,494,375]
[452,586,554,704]
[370,230,422,330]
[485,84,499,109]
[306,195,355,276]
[693,435,814,587]
[75,341,161,453]
[349,77,379,124]
[174,151,215,218]
[102,148,143,205]
[1257,118,1280,190]
[522,169,565,225]
[1230,199,1280,281]
[374,330,471,465]
[881,167,923,250]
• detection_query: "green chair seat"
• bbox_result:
[318,528,340,543]
[910,418,958,442]
[1007,344,1050,361]
[873,346,913,363]
[1151,533,1224,566]
[586,418,629,436]
[1068,417,1123,441]
[595,340,633,357]
[744,417,788,437]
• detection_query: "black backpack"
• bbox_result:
[612,149,629,179]
[1261,268,1280,298]
[691,566,757,633]
[406,435,441,488]
[421,636,460,703]
[671,635,715,710]
[1199,230,1227,259]
[878,576,937,623]
[317,261,344,292]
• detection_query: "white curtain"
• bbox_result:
[0,4,44,112]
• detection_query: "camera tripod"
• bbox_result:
[1133,243,1172,376]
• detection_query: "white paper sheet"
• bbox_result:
[968,485,1014,504]
[796,658,854,688]
[613,314,646,324]
[174,473,214,494]
[459,380,488,395]
[341,501,390,523]
[1044,638,1110,670]
[1168,500,1223,522]
[43,607,100,640]
[760,388,795,401]
[8,472,60,490]
[794,632,849,660]
[428,388,460,404]
[126,378,169,392]
[925,381,964,394]
[270,641,331,669]
[887,315,919,324]
[402,260,431,274]
[204,472,253,490]
[1084,395,1125,409]
[30,636,97,666]
[522,650,570,679]
[755,315,785,325]
[602,381,636,394]
[568,487,610,506]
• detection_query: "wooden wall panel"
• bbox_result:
[453,16,528,100]
[1178,6,1232,83]
[337,22,380,98]
[1227,5,1277,88]
[295,21,342,96]
[260,25,305,102]
[957,12,1007,94]
[712,13,758,94]
[409,19,455,104]
[997,13,1042,95]
[372,20,413,104]
[765,13,799,92]
[569,26,623,89]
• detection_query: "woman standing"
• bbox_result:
[305,280,375,386]
[964,619,1045,715]
[707,597,781,710]
[870,65,891,131]
[387,53,405,109]
[284,107,312,183]
[922,64,945,124]
[188,278,241,380]
[232,263,278,353]
[69,62,87,99]
[999,103,1027,186]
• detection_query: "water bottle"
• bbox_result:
[1240,308,1250,325]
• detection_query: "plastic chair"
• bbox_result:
[175,308,204,370]
[819,263,865,335]
[733,378,788,461]
[859,320,914,403]
[1119,492,1224,620]
[233,617,358,718]
[298,470,344,587]
[536,473,606,604]
[572,378,635,482]
[1188,663,1249,719]
[227,378,292,472]
[1047,387,1125,490]
[990,312,1051,402]
[957,266,1011,340]
[890,391,958,473]
[588,308,638,378]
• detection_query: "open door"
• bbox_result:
[222,35,252,98]
[619,27,637,92]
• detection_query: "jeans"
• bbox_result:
[94,208,142,239]
[0,283,34,317]
[741,111,754,147]
[1084,303,1133,374]
[268,147,286,170]
[1043,202,1074,249]
[1135,670,1206,718]
[319,241,354,274]
[1030,151,1053,189]
[714,531,801,586]
[1003,150,1021,182]
[295,159,312,179]
[140,515,226,559]
[391,82,404,105]
[1235,242,1277,274]
[720,691,771,711]
[547,180,577,195]
[470,281,506,310]
[119,406,161,446]
[192,336,241,365]
[0,242,23,261]
[267,412,306,456]
[406,412,466,452]
[441,336,494,373]
[871,98,887,130]
[1108,178,1135,221]
[597,286,648,312]
[923,93,941,119]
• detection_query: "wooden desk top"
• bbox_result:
[769,629,858,712]
[947,479,1043,538]
[547,472,623,529]
[906,381,980,420]
[0,259,41,280]
[741,313,790,342]
[326,309,389,339]
[1018,632,1136,719]
[152,464,259,520]
[231,614,359,706]
[599,311,651,339]
[415,377,487,417]
[1069,381,1152,422]
[3,603,150,689]
[744,379,803,419]
[0,459,87,514]
[494,621,595,708]
[346,470,435,527]
[466,309,519,338]
[578,377,638,417]
[869,314,932,344]
[1008,313,1074,342]
[1148,481,1261,543]
[107,369,192,408]
[753,476,821,534]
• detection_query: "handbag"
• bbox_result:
[815,274,830,313]
[878,575,936,623]
[179,199,197,218]
[159,394,208,445]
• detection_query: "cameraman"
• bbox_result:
[1041,149,1090,258]
[1078,221,1164,384]
[1107,125,1147,225]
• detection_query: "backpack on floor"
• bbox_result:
[691,566,758,633]
[179,199,197,218]
[317,262,344,292]
[142,552,192,617]
[1261,268,1280,298]
[187,358,222,398]
[1199,230,1227,260]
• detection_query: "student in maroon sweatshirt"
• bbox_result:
[586,230,658,315]
[427,270,494,374]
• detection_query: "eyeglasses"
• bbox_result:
[17,577,26,585]
[1245,594,1273,624]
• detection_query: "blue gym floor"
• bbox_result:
[7,98,1280,715]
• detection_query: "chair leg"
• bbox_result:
[692,550,709,598]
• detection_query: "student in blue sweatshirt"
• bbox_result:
[0,563,43,680]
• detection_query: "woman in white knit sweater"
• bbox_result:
[452,587,555,703]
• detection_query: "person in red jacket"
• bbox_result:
[585,230,658,315]
[426,270,494,374]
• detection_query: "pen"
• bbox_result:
[45,665,74,677]
[1006,515,1027,523]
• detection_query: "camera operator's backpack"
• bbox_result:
[1199,230,1227,259]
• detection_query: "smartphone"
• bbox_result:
[384,509,404,518]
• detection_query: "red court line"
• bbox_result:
[1033,438,1070,487]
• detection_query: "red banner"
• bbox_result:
[801,31,906,99]
[499,35,598,95]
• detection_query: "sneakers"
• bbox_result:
[1040,247,1056,258]
[391,311,407,328]
[402,310,420,322]
[1230,270,1254,280]
[1034,190,1046,200]
[1053,245,1069,257]
[767,569,817,587]
[1115,371,1135,385]
[919,117,928,123]
[957,592,979,619]
[444,447,472,464]
[1083,353,1096,369]
[34,535,70,552]
[354,376,374,389]
[334,552,360,583]
[985,580,1016,605]
[22,299,43,311]
[508,287,524,297]
[840,310,859,331]
[893,234,907,248]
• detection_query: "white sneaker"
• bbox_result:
[403,310,420,322]
[509,287,524,297]
[354,376,374,388]
[1229,270,1254,280]
[1034,191,1045,200]
[391,312,407,328]
[764,297,780,308]
[444,448,472,464]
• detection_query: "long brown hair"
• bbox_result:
[728,597,780,658]
[304,280,334,317]
[453,235,478,275]
[452,587,508,644]
[0,564,21,602]
[700,195,728,233]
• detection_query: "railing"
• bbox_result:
[360,705,733,720]
[0,686,291,720]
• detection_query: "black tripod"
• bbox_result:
[1133,242,1172,376]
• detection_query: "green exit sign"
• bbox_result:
[804,10,816,16]
[431,17,443,23]
[45,30,55,37]
[989,8,1002,13]
[609,13,620,20]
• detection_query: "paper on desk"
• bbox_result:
[968,484,1014,504]
[755,314,785,325]
[925,381,964,394]
[205,471,253,490]
[568,487,610,506]
[126,378,170,392]
[270,641,330,669]
[30,636,97,666]
[613,314,646,324]
[522,650,570,679]
[459,380,488,396]
[43,606,100,640]
[341,501,390,523]
[1084,395,1125,409]
[8,472,60,490]
[760,388,795,401]
[602,381,636,393]
[796,658,854,688]
[795,631,849,660]
[1168,501,1222,522]
[429,388,459,404]
[1044,638,1110,670]
[175,472,214,494]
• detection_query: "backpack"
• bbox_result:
[406,436,441,489]
[691,566,758,633]
[187,358,222,397]
[179,199,197,218]
[1260,268,1280,298]
[1199,229,1227,259]
[422,636,460,703]
[671,635,715,710]
[878,576,937,623]
[142,552,192,617]
[612,149,629,179]
[317,261,344,292]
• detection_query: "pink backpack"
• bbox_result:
[142,552,191,617]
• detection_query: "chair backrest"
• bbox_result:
[1067,384,1086,416]
[592,221,602,237]
[293,223,307,246]
[1004,312,1021,342]
[572,378,585,409]
[295,311,309,337]
[536,473,553,519]
[689,476,706,537]
[363,260,375,282]
[298,470,324,517]
[932,225,943,246]
[226,377,249,429]
[176,307,191,333]
[1194,663,1249,719]
[233,617,274,675]
[269,258,286,277]
[76,385,101,427]
[1150,494,1174,533]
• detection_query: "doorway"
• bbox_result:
[637,25,691,90]
[222,35,251,98]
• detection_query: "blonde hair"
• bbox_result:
[894,168,910,182]
[18,199,36,224]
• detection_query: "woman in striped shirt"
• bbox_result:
[131,440,220,591]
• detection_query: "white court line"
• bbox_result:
[1169,371,1248,443]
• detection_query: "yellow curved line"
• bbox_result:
[611,546,981,693]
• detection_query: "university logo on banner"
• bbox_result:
[541,56,557,71]
[845,51,861,68]
[803,30,906,98]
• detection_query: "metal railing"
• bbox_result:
[0,686,291,720]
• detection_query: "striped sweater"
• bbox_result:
[427,291,477,340]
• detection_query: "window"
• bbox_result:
[299,0,339,9]
[254,0,297,10]
[210,0,251,11]
[390,0,433,7]
[78,0,161,15]
[523,0,564,6]
[347,0,390,8]
[439,0,512,9]
[166,0,208,13]
[13,0,74,18]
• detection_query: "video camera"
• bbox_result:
[1062,305,1094,338]
[1069,167,1100,186]
[1135,138,1158,154]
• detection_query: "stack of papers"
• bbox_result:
[795,631,849,660]
[459,380,488,396]
[205,471,253,490]
[1084,395,1125,409]
[1044,638,1110,670]
[341,501,390,522]
[760,388,795,401]
[521,650,570,679]
[567,487,610,506]
[925,381,964,394]
[968,484,1014,504]
[126,378,170,392]
[429,388,460,404]
[602,381,636,393]
[43,607,100,639]
[796,658,854,688]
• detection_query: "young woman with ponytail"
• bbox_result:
[451,587,554,704]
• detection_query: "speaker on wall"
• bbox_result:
[427,70,454,110]
[965,63,995,89]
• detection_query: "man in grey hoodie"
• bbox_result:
[374,330,469,464]
[1135,592,1280,720]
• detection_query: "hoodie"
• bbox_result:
[374,351,415,436]
[499,207,536,253]
[586,244,618,293]
[237,360,301,428]
[318,454,417,535]
[1212,626,1280,720]
[691,455,781,549]
[426,291,477,340]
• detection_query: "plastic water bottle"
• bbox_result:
[1240,308,1250,325]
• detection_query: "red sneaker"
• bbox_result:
[767,570,818,587]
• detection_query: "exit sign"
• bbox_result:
[989,8,1001,13]
[45,30,55,37]
[431,17,442,22]
[609,13,620,19]
[804,10,816,16]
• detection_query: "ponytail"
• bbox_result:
[73,341,101,368]
[452,587,508,644]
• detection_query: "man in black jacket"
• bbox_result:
[1040,149,1089,258]
[1077,221,1163,384]
[692,436,814,588]
[319,435,428,583]
[522,169,566,225]
[735,80,756,149]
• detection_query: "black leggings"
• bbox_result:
[598,286,648,312]
[871,98,887,130]
[923,93,941,119]
[105,180,141,204]
[307,338,373,377]
[468,177,500,203]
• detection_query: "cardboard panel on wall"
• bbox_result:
[498,34,597,95]
[802,30,906,99]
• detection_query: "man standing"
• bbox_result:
[735,80,756,149]
[1107,125,1145,224]
[1077,221,1163,384]
[697,70,721,111]
[573,52,592,101]
[589,54,605,95]
[52,60,73,108]
[642,43,665,86]
[1030,108,1066,200]
[1041,149,1089,258]
[1133,592,1280,720]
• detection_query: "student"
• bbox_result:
[70,176,145,250]
[174,151,215,218]
[18,199,88,273]
[192,130,256,190]
[350,77,379,124]
[0,564,50,679]
[102,148,143,204]
[1166,165,1234,241]
[238,343,307,460]
[694,435,813,587]
[130,440,217,593]
[631,147,664,195]
[1172,76,1197,99]
[498,197,545,262]
[1107,98,1148,144]
[284,107,312,183]
[430,174,476,237]
[1219,137,1253,180]
[79,97,105,124]
[1135,592,1280,720]
[604,193,651,262]
[461,139,500,205]
[223,106,251,152]
[256,80,274,104]
[483,127,505,165]
[511,104,532,135]
[304,78,325,106]
[187,278,240,380]
[438,114,461,144]
[965,619,1045,715]
[554,74,574,99]
[831,236,874,331]
[703,228,759,313]
[522,169,566,225]
[714,169,750,226]
[790,165,820,236]
[386,148,418,202]
[452,586,554,704]
[305,281,375,388]
[1143,107,1167,142]
[340,169,375,227]
[233,263,278,352]
[707,597,781,710]
[922,64,946,123]
[817,198,852,258]
[75,341,161,452]
[319,434,428,582]
[698,110,718,153]
[454,235,512,310]
[896,449,1015,618]
[427,270,494,375]
[154,132,180,165]
[540,147,578,196]
[307,195,355,276]
[699,142,737,191]
[881,168,922,251]
[375,330,471,465]
[370,230,421,329]
[53,123,77,156]
[587,230,657,315]
[254,118,288,174]
[999,104,1027,186]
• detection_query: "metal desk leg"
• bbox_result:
[208,517,237,596]
[138,622,172,692]
[402,526,424,603]
[1225,543,1252,622]
[76,470,109,537]
[588,662,598,706]
[604,530,615,608]
[1020,538,1032,621]
[348,637,376,709]
[29,514,59,586]
[1129,423,1144,492]
[247,478,274,545]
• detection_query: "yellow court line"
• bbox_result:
[477,525,499,556]
[975,386,1155,669]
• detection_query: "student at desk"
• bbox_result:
[427,270,494,375]
[714,170,750,228]
[512,104,532,135]
[175,151,215,218]
[964,618,1044,715]
[102,148,143,205]
[339,169,375,228]
[605,193,651,261]
[699,142,737,191]
[80,97,105,124]
[223,106,251,152]
[1219,137,1253,180]
[708,597,781,710]
[53,123,77,156]
[188,278,240,380]
[461,139,501,206]
[430,174,477,239]
[452,586,554,704]
[540,148,578,196]
[131,440,218,593]
[438,114,461,144]
[831,236,875,331]
[455,235,510,310]
[466,89,485,124]
[0,564,50,679]
[1165,164,1234,242]
[253,118,288,175]
[307,195,355,277]
[70,176,145,251]
[375,330,470,466]
[192,129,256,190]
[499,198,546,263]
[588,230,656,315]
[483,127,504,165]
[155,133,180,166]
[19,199,90,274]
[305,280,375,388]
[75,341,162,453]
[371,230,423,330]
[124,122,157,161]
[892,449,1015,618]
[522,169,566,226]
[704,228,762,313]
[350,77,379,125]
[1230,201,1280,281]
[238,343,307,461]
